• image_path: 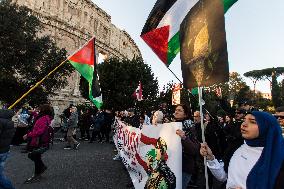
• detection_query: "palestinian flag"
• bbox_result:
[68,37,103,109]
[141,0,238,66]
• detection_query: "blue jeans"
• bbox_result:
[0,152,15,189]
[182,172,192,189]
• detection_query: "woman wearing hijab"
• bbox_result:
[23,104,54,183]
[200,111,284,189]
[174,104,200,189]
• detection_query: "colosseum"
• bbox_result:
[12,0,142,122]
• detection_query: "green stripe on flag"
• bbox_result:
[223,0,238,13]
[166,0,237,65]
[167,32,180,66]
[69,61,94,83]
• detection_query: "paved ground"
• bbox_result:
[5,135,132,189]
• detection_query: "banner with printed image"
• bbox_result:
[113,120,182,189]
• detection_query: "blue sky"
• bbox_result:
[93,0,284,93]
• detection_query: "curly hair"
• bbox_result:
[39,104,54,118]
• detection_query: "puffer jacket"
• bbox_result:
[27,115,52,148]
[0,109,15,153]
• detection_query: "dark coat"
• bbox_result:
[181,121,200,174]
[205,121,224,159]
[103,112,114,128]
[223,120,244,172]
[81,112,92,127]
[27,115,52,148]
[67,112,78,128]
[125,115,139,128]
[275,162,284,189]
[92,112,104,131]
[182,136,200,174]
[0,110,15,153]
[195,121,224,160]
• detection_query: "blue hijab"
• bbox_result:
[246,111,284,189]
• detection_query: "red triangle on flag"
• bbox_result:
[69,38,95,66]
[141,26,170,65]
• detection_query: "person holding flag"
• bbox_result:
[174,104,199,189]
[200,111,284,189]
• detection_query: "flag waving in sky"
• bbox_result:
[68,37,103,109]
[141,0,238,66]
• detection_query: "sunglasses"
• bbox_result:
[274,115,284,119]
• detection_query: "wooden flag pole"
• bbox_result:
[198,87,209,189]
[8,60,67,110]
[8,36,97,110]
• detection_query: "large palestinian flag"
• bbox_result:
[141,0,238,66]
[68,37,103,109]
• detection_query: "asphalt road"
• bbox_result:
[5,136,132,189]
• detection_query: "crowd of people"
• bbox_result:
[0,101,283,189]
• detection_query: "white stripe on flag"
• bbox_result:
[157,0,199,39]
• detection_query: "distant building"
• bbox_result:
[260,92,272,100]
[12,0,142,125]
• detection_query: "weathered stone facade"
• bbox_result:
[12,0,141,120]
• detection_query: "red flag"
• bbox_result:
[172,83,181,105]
[132,81,143,101]
[216,87,222,98]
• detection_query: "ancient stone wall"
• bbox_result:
[13,0,141,120]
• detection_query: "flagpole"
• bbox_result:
[198,87,209,189]
[8,60,68,109]
[166,67,183,84]
[167,66,211,117]
[8,36,97,110]
[166,66,195,116]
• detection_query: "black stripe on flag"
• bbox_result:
[92,39,101,98]
[141,0,178,35]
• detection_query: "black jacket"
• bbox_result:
[181,121,200,174]
[0,109,15,153]
[125,115,139,128]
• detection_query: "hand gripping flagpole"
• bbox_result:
[8,37,96,110]
[167,65,209,189]
[198,87,209,189]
